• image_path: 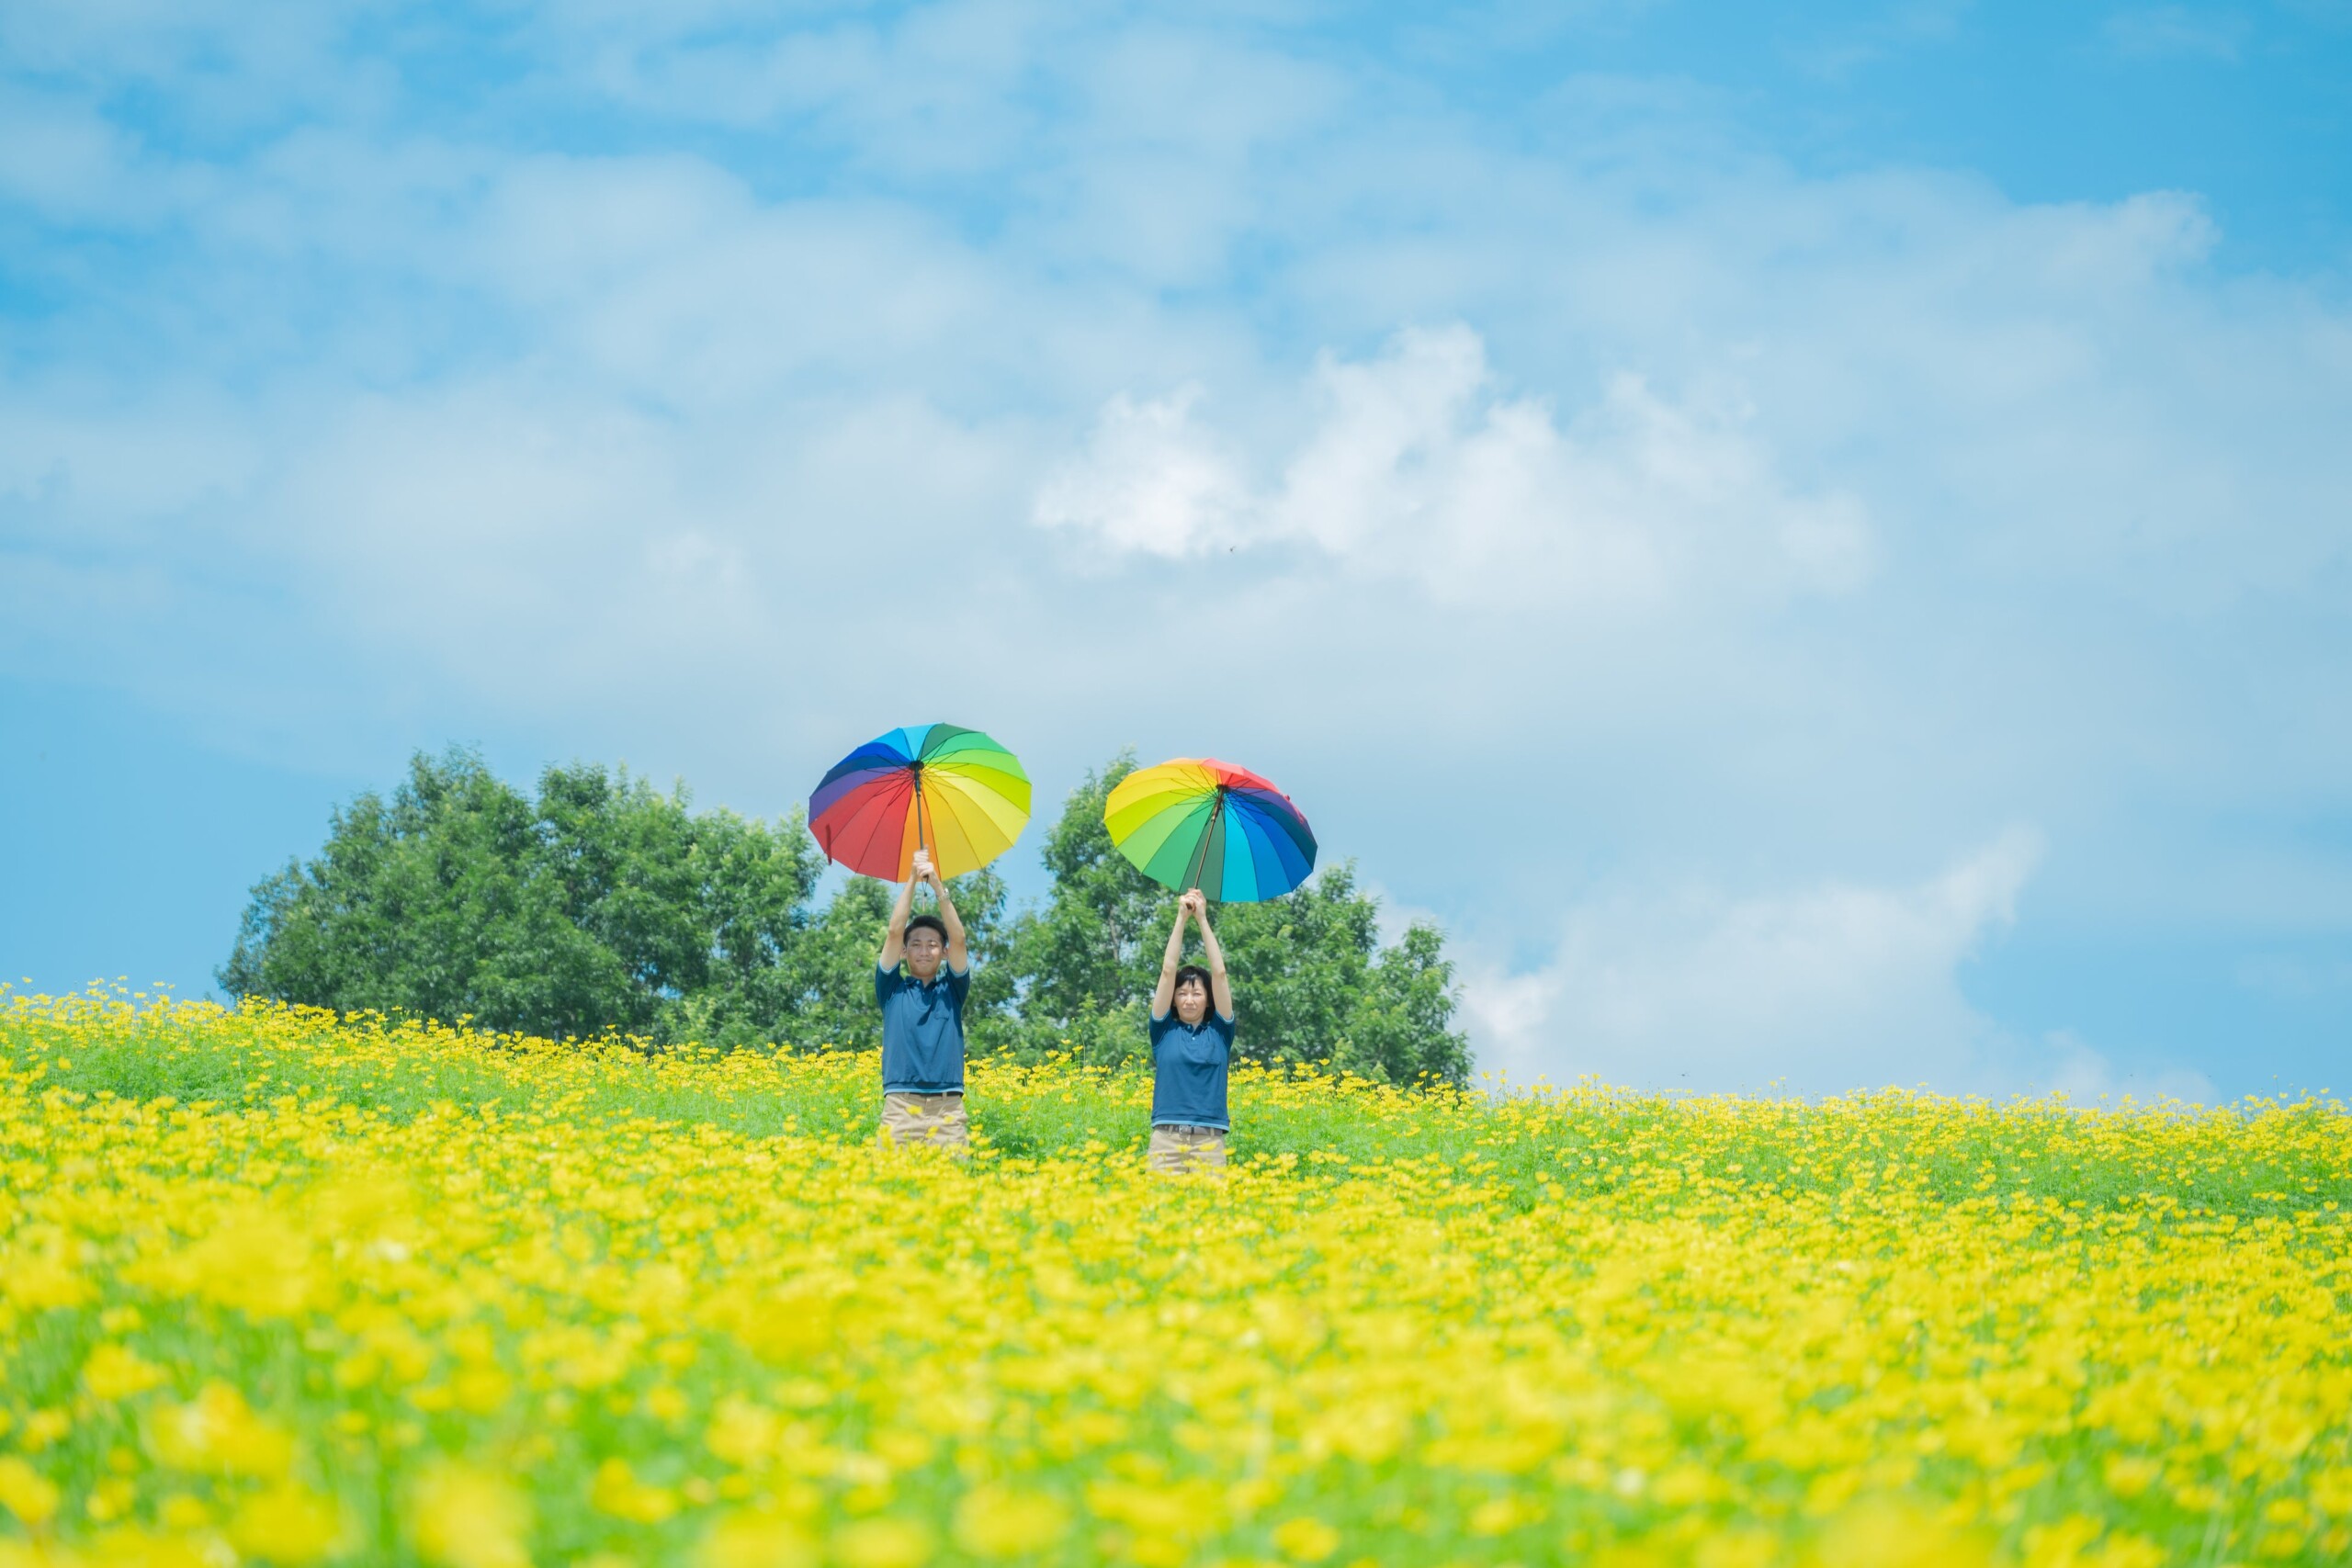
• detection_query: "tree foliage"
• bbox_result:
[220,750,824,1047]
[223,747,1468,1085]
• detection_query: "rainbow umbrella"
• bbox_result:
[808,723,1031,881]
[1102,758,1317,902]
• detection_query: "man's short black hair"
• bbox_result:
[1171,964,1214,1002]
[905,914,949,946]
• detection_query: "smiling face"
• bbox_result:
[1173,974,1211,1026]
[904,926,946,981]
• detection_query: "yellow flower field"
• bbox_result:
[3,989,2348,1567]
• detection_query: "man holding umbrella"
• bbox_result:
[808,721,1030,1149]
[876,849,973,1150]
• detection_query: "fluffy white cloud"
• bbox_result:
[1462,830,2043,1097]
[1037,324,1874,608]
[1034,386,1249,559]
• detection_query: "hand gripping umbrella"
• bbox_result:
[1102,758,1317,902]
[808,723,1031,881]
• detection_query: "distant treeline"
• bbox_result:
[221,749,1470,1086]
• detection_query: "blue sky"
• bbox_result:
[4,1,2347,1099]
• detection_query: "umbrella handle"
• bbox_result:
[912,773,930,881]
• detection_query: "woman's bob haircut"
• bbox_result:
[1170,964,1216,1011]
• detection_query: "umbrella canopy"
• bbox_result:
[1102,758,1317,902]
[808,723,1031,881]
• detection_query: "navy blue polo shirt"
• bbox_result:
[1148,1008,1236,1130]
[876,964,970,1093]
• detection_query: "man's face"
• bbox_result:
[905,929,946,979]
[1173,976,1210,1025]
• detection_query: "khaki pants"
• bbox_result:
[1148,1123,1227,1175]
[881,1091,969,1151]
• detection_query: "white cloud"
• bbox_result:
[1463,830,2043,1096]
[1033,386,1249,558]
[1036,324,1874,608]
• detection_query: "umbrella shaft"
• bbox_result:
[1185,794,1223,893]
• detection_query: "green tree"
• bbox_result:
[221,748,821,1045]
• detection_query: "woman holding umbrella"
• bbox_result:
[1148,888,1237,1175]
[1107,757,1316,1176]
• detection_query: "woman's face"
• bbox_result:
[1173,976,1210,1025]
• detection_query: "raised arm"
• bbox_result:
[876,863,919,970]
[1150,897,1192,1019]
[1194,896,1235,1020]
[924,859,969,972]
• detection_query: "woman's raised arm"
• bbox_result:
[1150,897,1192,1019]
[1193,895,1234,1021]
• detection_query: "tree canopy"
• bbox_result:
[223,747,1468,1085]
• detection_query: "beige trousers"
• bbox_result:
[881,1091,969,1151]
[1148,1123,1228,1175]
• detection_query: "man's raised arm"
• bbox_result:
[877,862,920,971]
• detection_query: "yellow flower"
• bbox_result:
[2100,1453,2161,1497]
[153,1206,319,1318]
[1811,1503,1991,1568]
[831,1518,933,1568]
[696,1508,816,1568]
[156,1495,211,1530]
[1271,1517,1340,1562]
[146,1382,294,1479]
[589,1458,679,1525]
[0,1457,61,1528]
[14,1411,69,1453]
[413,1462,532,1568]
[706,1396,783,1469]
[0,1250,93,1311]
[951,1485,1069,1558]
[84,1527,212,1568]
[81,1344,168,1402]
[451,1363,513,1416]
[228,1483,346,1563]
